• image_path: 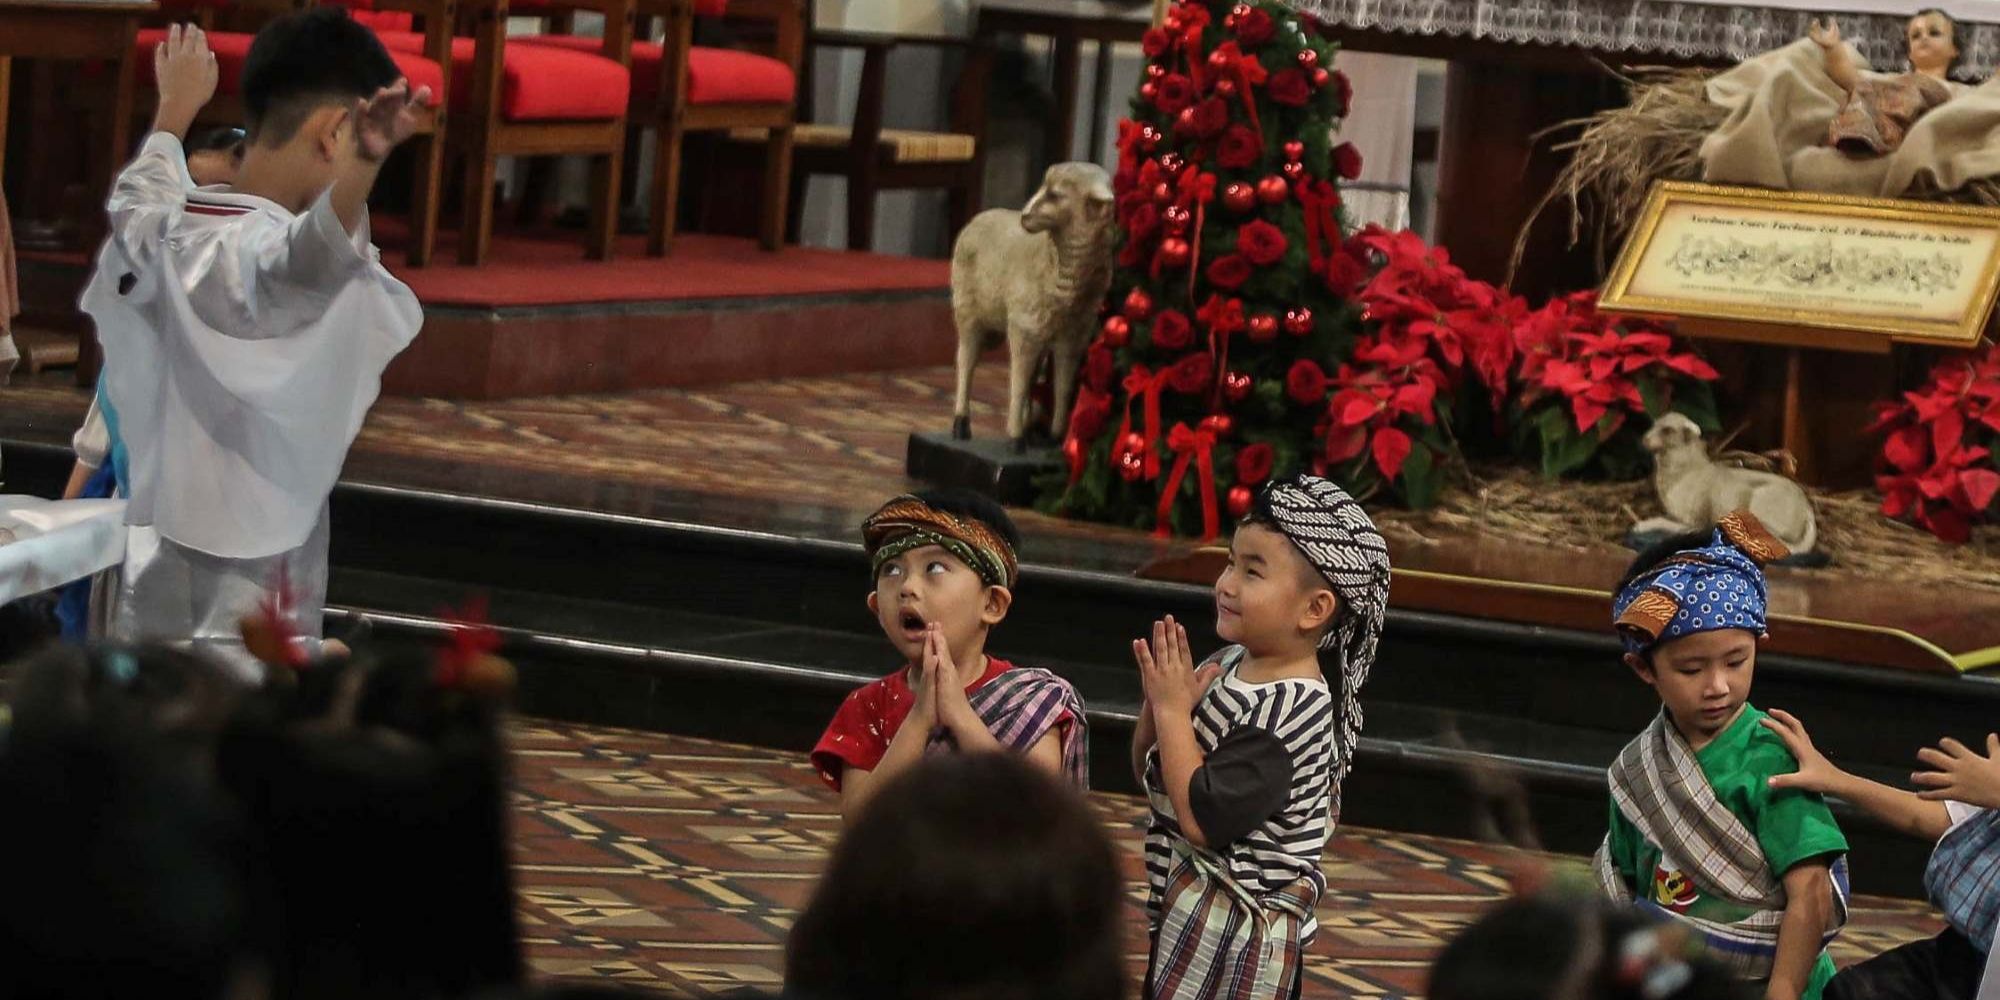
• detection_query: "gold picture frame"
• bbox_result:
[1598,181,2000,349]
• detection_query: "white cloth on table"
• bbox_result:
[0,496,128,606]
[79,131,421,675]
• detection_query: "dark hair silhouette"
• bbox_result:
[241,7,401,144]
[786,753,1125,1000]
[910,487,1024,554]
[218,642,523,1000]
[1430,894,1750,1000]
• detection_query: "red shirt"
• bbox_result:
[810,656,1013,789]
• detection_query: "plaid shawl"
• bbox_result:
[1146,838,1315,1000]
[1926,807,2000,955]
[1594,711,1850,980]
[930,665,1089,790]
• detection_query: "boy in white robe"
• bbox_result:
[82,16,428,677]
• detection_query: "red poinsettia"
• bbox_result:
[1871,344,2000,543]
[1216,124,1262,170]
[1151,308,1194,351]
[1286,359,1329,405]
[1513,292,1718,437]
[1155,73,1196,115]
[1236,442,1275,484]
[1267,68,1312,107]
[1188,97,1231,136]
[1232,5,1276,46]
[1169,352,1214,395]
[1333,142,1363,180]
[1207,253,1253,290]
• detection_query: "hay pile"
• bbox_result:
[1372,465,2000,593]
[1511,66,2000,284]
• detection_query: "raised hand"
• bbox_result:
[353,80,432,162]
[1762,709,1845,793]
[152,24,219,138]
[1914,734,2000,808]
[1809,17,1841,49]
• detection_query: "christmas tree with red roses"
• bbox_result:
[1044,0,1369,538]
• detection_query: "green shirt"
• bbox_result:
[1606,705,1850,1000]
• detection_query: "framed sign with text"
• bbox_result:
[1598,182,2000,349]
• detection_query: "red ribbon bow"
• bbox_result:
[1119,366,1176,480]
[1197,293,1244,411]
[1176,168,1218,302]
[1156,421,1221,541]
[1297,179,1342,272]
[1207,42,1268,144]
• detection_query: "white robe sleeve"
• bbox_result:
[104,133,197,278]
[72,396,108,471]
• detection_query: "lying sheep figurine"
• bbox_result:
[949,162,1117,451]
[1635,413,1819,555]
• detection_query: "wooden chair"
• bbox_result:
[516,0,800,254]
[392,0,634,264]
[737,27,990,253]
[136,0,453,266]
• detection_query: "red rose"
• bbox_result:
[1069,390,1112,442]
[1233,6,1275,46]
[1267,68,1312,107]
[1286,359,1329,404]
[1151,308,1194,351]
[1215,125,1261,170]
[1332,70,1353,116]
[1169,352,1213,395]
[1207,253,1253,290]
[1235,442,1274,485]
[1236,219,1288,266]
[1084,344,1116,392]
[1333,141,1364,180]
[1154,73,1195,115]
[1190,97,1231,137]
[1142,27,1173,58]
[1325,250,1367,294]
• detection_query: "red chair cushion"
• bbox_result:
[349,9,415,31]
[694,0,727,14]
[514,35,793,105]
[139,28,444,104]
[373,33,629,120]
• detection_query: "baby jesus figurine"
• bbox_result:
[1815,10,1962,155]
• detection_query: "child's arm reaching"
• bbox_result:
[1914,734,2000,809]
[105,26,213,265]
[1767,860,1837,1000]
[151,24,217,141]
[329,81,431,237]
[1135,617,1223,847]
[1763,709,1952,841]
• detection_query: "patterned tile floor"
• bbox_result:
[510,721,1946,999]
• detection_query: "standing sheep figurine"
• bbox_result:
[950,162,1117,452]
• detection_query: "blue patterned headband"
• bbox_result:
[1612,511,1788,655]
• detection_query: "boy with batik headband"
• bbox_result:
[812,489,1088,822]
[1598,511,1851,1000]
[1135,474,1390,1000]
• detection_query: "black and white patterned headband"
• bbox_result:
[1253,474,1391,781]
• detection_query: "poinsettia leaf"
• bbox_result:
[1637,376,1668,419]
[1398,442,1442,509]
[1372,426,1414,480]
[1926,504,1974,544]
[1885,425,1930,473]
[1933,408,1968,462]
[1965,468,2000,511]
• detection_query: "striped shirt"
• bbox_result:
[1144,646,1340,942]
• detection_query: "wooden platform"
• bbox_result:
[17,226,956,400]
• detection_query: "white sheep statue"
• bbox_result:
[949,162,1117,452]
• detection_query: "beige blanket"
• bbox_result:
[1701,38,1998,197]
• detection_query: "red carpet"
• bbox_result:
[372,221,951,309]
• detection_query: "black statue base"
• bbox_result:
[906,431,1061,506]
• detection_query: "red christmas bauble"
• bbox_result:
[1283,307,1314,336]
[1139,125,1163,152]
[1120,431,1146,456]
[1283,140,1305,163]
[1063,436,1085,476]
[1157,237,1192,269]
[1140,82,1159,102]
[1163,10,1183,32]
[1256,175,1290,204]
[1229,3,1252,24]
[1281,160,1307,183]
[1312,67,1331,89]
[1297,48,1320,70]
[1226,485,1254,520]
[1154,182,1175,203]
[1163,205,1192,234]
[1118,452,1145,481]
[1122,288,1154,322]
[1222,371,1253,402]
[1176,107,1199,134]
[1146,64,1166,80]
[1215,78,1237,99]
[1208,48,1234,73]
[1158,152,1186,176]
[1102,315,1132,347]
[1202,414,1235,438]
[1246,314,1280,342]
[1222,182,1257,214]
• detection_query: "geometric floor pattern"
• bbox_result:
[510,721,1948,999]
